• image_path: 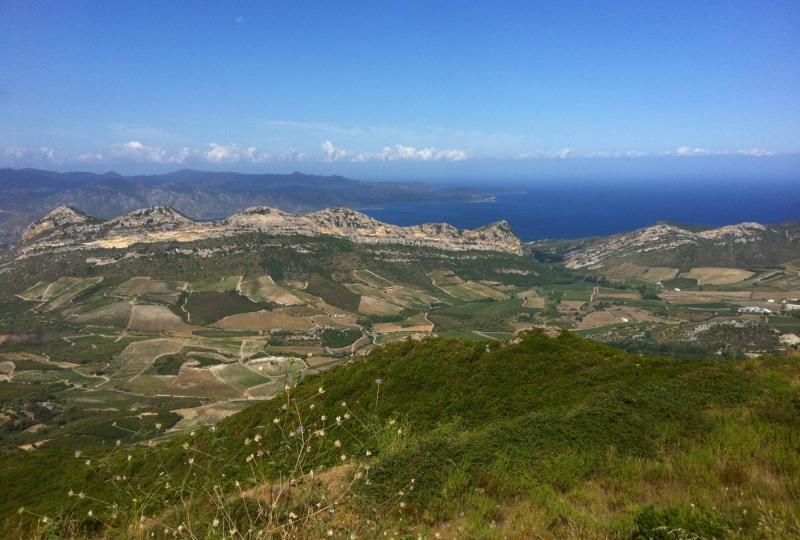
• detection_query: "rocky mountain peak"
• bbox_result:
[105,206,194,231]
[20,205,96,243]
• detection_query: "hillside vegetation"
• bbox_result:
[3,330,799,539]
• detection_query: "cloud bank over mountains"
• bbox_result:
[2,140,795,169]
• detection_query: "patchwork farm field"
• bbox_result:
[1,233,798,462]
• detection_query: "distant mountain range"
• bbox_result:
[535,220,800,270]
[9,204,523,261]
[0,168,482,248]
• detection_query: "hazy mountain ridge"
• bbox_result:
[542,220,800,270]
[0,168,482,248]
[12,204,524,259]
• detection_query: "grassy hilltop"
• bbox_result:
[2,329,799,539]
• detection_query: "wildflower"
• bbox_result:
[284,384,290,391]
[375,377,383,385]
[74,449,81,458]
[334,440,342,448]
[245,437,252,446]
[17,507,24,514]
[79,492,85,499]
[188,457,194,465]
[397,429,402,435]
[87,510,93,517]
[234,480,240,488]
[254,434,262,442]
[310,403,315,410]
[319,386,324,394]
[328,530,334,537]
[296,426,305,435]
[341,454,347,461]
[41,516,48,524]
[321,415,327,421]
[212,518,219,527]
[128,455,132,462]
[388,419,396,425]
[365,450,372,456]
[155,423,162,430]
[273,417,280,424]
[400,502,406,508]
[84,459,91,466]
[257,366,264,372]
[190,431,196,437]
[182,442,189,450]
[115,439,121,446]
[336,416,342,425]
[288,511,298,519]
[340,401,347,407]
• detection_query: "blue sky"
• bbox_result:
[1,0,799,178]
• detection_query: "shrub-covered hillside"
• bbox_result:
[3,330,799,538]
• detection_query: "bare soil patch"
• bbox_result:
[682,267,755,285]
[212,310,313,332]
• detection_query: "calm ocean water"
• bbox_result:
[359,179,800,242]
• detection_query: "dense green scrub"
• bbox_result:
[2,330,799,538]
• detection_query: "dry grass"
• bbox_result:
[357,295,404,316]
[113,277,187,297]
[682,267,755,285]
[127,304,194,333]
[212,310,313,332]
[239,275,305,305]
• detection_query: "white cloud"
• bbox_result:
[4,145,58,164]
[106,140,189,164]
[321,140,469,162]
[203,143,270,163]
[737,147,776,157]
[674,146,713,157]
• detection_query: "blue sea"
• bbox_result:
[360,179,800,242]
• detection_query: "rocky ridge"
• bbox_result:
[12,205,525,259]
[561,221,798,269]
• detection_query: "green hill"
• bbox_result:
[2,330,799,538]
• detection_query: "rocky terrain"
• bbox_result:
[0,168,484,247]
[10,204,525,259]
[542,220,800,270]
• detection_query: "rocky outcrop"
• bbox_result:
[13,205,525,259]
[560,221,797,270]
[20,205,99,244]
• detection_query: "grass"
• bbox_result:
[3,330,798,538]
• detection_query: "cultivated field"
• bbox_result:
[681,267,755,285]
[239,275,305,305]
[212,310,314,332]
[113,277,187,298]
[127,304,194,333]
